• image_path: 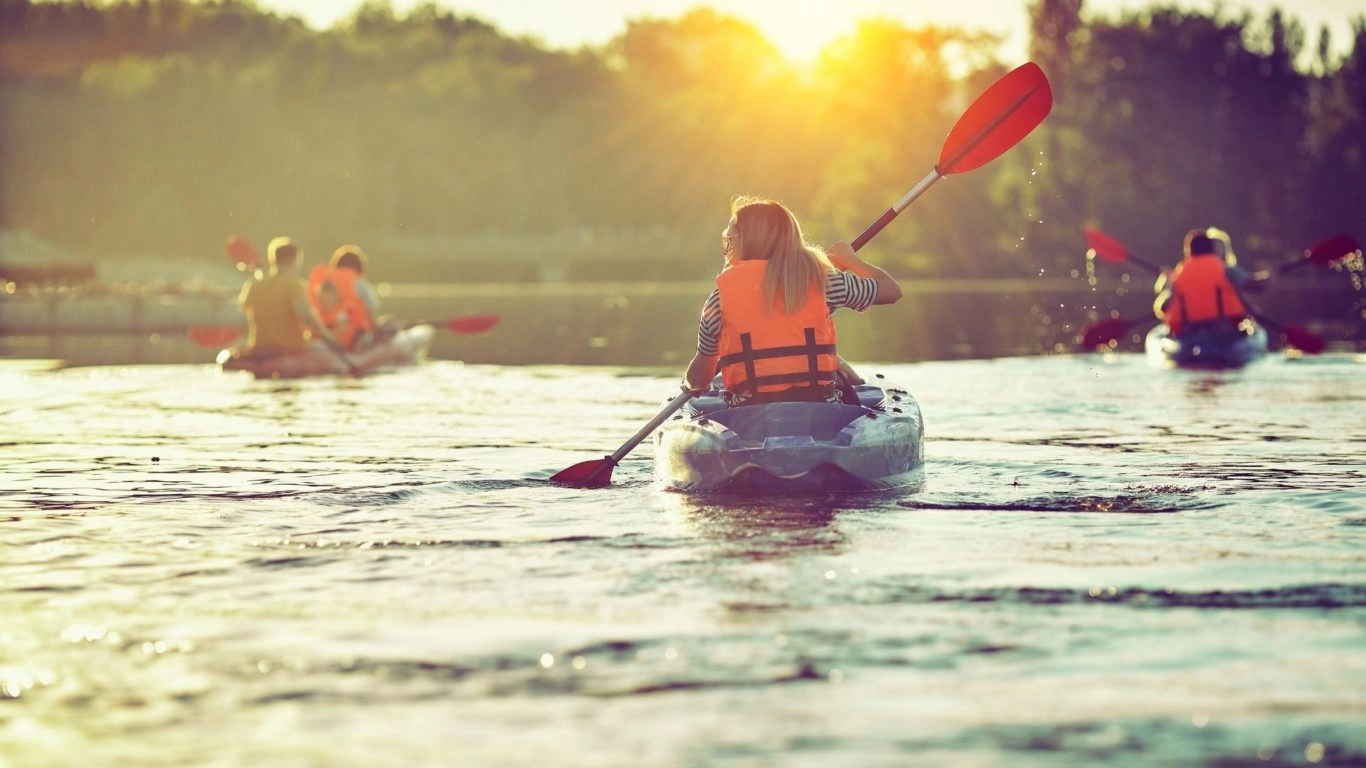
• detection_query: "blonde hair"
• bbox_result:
[330,244,368,274]
[1205,226,1236,267]
[730,196,830,314]
[267,236,300,268]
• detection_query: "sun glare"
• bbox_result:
[731,4,851,64]
[727,0,1031,71]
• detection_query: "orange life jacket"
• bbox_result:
[716,260,838,399]
[1163,253,1248,335]
[307,265,374,350]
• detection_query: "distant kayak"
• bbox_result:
[217,324,434,379]
[653,377,925,494]
[1144,319,1269,369]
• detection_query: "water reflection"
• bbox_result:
[658,490,913,559]
[665,495,843,556]
[1184,374,1235,395]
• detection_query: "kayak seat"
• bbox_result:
[688,394,729,415]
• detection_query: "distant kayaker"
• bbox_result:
[233,236,341,360]
[308,244,392,351]
[1153,228,1267,336]
[681,196,902,405]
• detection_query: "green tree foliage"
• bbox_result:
[1300,19,1366,239]
[1025,2,1363,269]
[0,0,1361,284]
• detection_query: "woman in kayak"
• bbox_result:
[682,196,902,405]
[1153,227,1268,336]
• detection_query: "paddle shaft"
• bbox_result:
[607,390,694,466]
[1278,259,1312,276]
[548,390,694,485]
[1123,253,1164,275]
[316,331,361,374]
[851,169,941,251]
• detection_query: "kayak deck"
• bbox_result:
[654,380,925,494]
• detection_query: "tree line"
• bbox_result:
[0,0,1361,285]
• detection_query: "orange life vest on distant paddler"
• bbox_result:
[308,265,374,350]
[1163,253,1248,336]
[716,260,838,399]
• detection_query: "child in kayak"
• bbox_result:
[681,196,902,405]
[231,236,341,361]
[308,244,394,351]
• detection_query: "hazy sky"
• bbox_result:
[261,0,1363,63]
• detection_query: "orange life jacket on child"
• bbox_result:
[307,265,375,350]
[1163,253,1248,336]
[716,260,838,400]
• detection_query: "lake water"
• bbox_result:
[2,352,1364,767]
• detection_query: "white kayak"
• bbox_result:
[653,376,925,494]
[1144,319,1269,369]
[217,325,434,379]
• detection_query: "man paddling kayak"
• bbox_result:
[681,196,902,405]
[229,236,345,363]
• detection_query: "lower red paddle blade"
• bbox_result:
[549,458,615,487]
[1079,318,1130,348]
[444,314,500,334]
[1282,325,1326,354]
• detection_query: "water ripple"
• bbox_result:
[899,489,1216,514]
[869,582,1366,610]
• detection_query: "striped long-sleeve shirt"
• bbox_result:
[695,269,880,355]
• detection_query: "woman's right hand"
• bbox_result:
[826,241,858,271]
[829,240,902,304]
[828,240,881,282]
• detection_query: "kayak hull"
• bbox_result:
[217,325,434,379]
[1144,320,1268,369]
[653,382,925,494]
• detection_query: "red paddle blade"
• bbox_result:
[549,457,616,487]
[1084,228,1131,264]
[188,325,241,347]
[1079,317,1130,348]
[938,62,1053,175]
[226,235,261,271]
[1306,233,1361,266]
[1282,325,1326,354]
[443,314,500,334]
